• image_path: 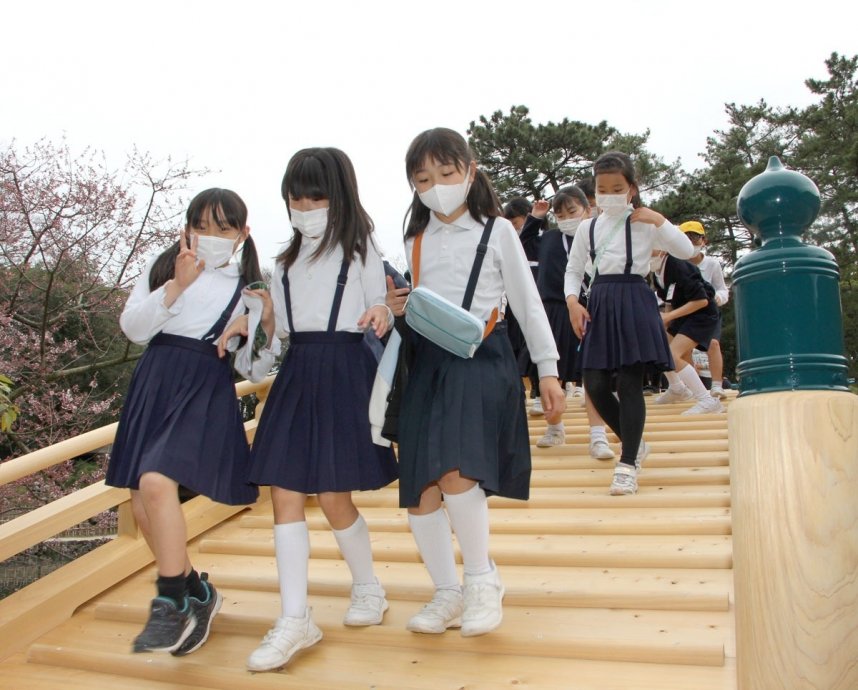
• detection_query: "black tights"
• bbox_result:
[583,364,645,467]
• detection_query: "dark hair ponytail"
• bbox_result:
[147,187,261,290]
[403,128,502,239]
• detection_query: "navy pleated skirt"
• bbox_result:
[543,300,580,383]
[106,333,258,506]
[582,275,674,372]
[503,307,530,377]
[248,332,398,493]
[396,321,531,508]
[669,311,720,351]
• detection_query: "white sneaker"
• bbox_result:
[246,608,323,672]
[536,426,565,448]
[406,588,464,634]
[571,385,584,398]
[461,563,504,637]
[610,464,638,496]
[710,384,726,399]
[654,385,694,404]
[528,398,544,416]
[635,441,650,471]
[682,396,726,415]
[343,579,388,626]
[589,438,615,460]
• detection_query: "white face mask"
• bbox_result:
[290,207,328,239]
[556,218,583,236]
[596,193,631,216]
[418,173,472,217]
[690,245,703,258]
[195,234,240,270]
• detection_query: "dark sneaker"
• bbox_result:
[172,573,223,656]
[133,596,197,653]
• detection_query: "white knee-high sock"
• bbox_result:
[664,370,682,387]
[443,484,492,577]
[274,521,309,618]
[678,362,709,400]
[332,514,376,585]
[408,508,460,591]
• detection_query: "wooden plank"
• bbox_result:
[0,481,128,561]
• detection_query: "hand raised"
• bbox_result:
[174,230,204,290]
[532,199,550,219]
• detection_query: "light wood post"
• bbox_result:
[729,391,858,689]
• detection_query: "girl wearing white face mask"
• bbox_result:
[564,152,696,496]
[519,188,615,460]
[108,188,271,656]
[385,128,564,639]
[220,147,398,673]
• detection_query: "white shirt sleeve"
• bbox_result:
[269,262,291,339]
[707,258,730,305]
[362,238,391,323]
[496,222,559,379]
[119,258,185,345]
[653,221,695,259]
[564,226,591,299]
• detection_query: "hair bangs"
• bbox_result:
[282,150,330,202]
[186,188,247,230]
[405,128,471,182]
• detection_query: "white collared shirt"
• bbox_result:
[697,254,730,306]
[120,257,247,344]
[271,234,387,337]
[404,211,559,378]
[564,215,694,298]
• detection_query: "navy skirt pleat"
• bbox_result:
[396,321,531,508]
[106,333,258,506]
[503,307,530,377]
[582,275,674,372]
[543,300,580,383]
[248,332,398,493]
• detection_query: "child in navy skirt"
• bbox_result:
[220,148,398,673]
[385,128,564,638]
[651,252,723,414]
[565,152,695,496]
[519,187,616,460]
[107,188,267,655]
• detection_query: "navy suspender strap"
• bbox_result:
[327,259,350,332]
[623,216,633,275]
[201,277,246,343]
[281,267,295,334]
[461,217,495,311]
[588,217,598,279]
[587,216,634,278]
[281,258,351,334]
[562,233,572,256]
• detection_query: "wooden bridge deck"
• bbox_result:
[0,394,738,689]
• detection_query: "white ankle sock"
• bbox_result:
[590,425,607,442]
[274,521,309,618]
[678,363,709,400]
[443,484,491,577]
[408,508,460,590]
[332,514,376,586]
[546,422,564,433]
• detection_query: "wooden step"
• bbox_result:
[531,451,729,468]
[93,593,729,667]
[114,558,732,612]
[26,617,738,689]
[239,506,733,536]
[198,530,733,569]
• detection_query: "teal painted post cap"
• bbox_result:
[733,157,849,395]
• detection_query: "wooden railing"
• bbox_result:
[0,375,275,660]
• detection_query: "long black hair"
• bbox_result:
[403,128,502,239]
[592,151,643,208]
[277,147,374,270]
[148,188,263,291]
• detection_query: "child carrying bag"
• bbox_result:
[405,217,498,358]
